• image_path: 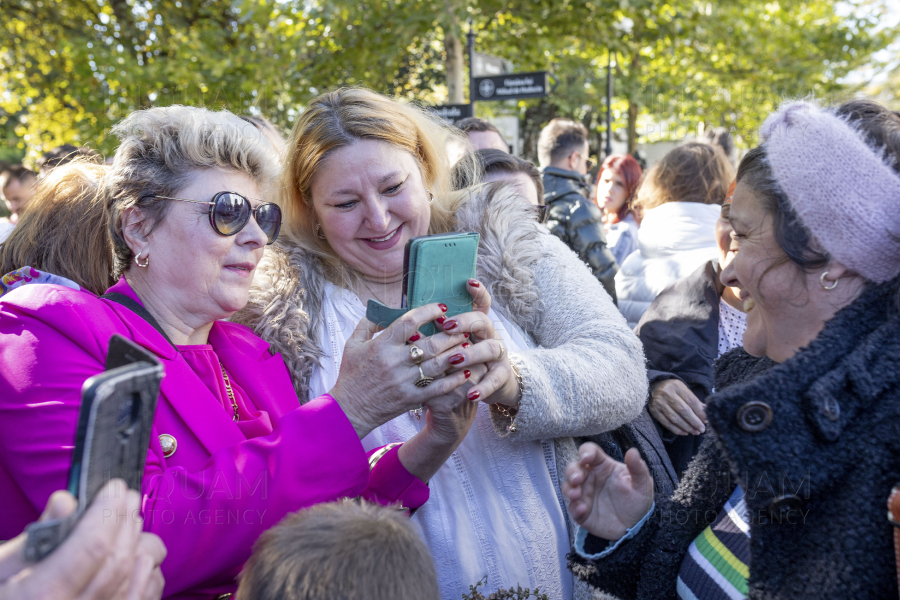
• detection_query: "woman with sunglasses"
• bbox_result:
[236,88,648,600]
[0,106,485,599]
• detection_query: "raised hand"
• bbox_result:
[0,479,166,600]
[329,301,470,439]
[433,279,517,406]
[562,442,654,541]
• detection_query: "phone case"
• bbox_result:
[367,232,479,336]
[24,335,163,562]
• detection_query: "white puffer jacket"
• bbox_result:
[615,201,721,328]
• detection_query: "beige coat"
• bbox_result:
[235,184,647,600]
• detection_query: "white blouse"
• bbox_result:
[308,282,574,600]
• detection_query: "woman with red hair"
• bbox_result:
[594,154,642,264]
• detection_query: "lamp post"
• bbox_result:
[467,19,475,117]
[605,50,614,159]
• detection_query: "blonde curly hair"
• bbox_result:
[106,105,280,276]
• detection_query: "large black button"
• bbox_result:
[737,401,773,432]
[822,396,840,421]
[807,391,843,442]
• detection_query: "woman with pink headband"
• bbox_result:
[564,99,900,600]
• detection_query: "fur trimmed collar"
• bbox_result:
[233,183,546,400]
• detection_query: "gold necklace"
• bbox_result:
[219,362,239,422]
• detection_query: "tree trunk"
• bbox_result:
[444,31,465,104]
[627,99,638,155]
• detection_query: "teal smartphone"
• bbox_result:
[367,232,480,336]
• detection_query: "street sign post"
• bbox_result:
[472,72,550,102]
[427,104,474,124]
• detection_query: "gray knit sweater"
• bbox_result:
[234,183,648,600]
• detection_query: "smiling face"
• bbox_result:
[310,139,432,282]
[595,168,627,215]
[719,181,864,362]
[130,169,268,327]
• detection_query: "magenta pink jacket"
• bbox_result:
[0,278,428,599]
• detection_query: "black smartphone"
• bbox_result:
[24,335,163,562]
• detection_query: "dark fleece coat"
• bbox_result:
[569,277,900,600]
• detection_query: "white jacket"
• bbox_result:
[615,201,721,328]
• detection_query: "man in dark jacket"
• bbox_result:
[538,118,618,301]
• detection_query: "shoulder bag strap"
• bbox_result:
[100,292,176,349]
[889,483,900,599]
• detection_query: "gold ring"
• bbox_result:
[414,364,433,388]
[496,341,506,361]
[409,344,425,365]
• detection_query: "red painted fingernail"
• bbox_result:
[464,333,470,338]
[408,332,421,343]
[468,279,480,288]
[438,303,448,312]
[436,316,446,325]
[449,353,465,365]
[463,342,471,348]
[464,369,471,379]
[468,390,480,401]
[442,319,458,331]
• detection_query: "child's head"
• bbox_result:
[236,500,440,600]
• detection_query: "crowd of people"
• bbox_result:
[0,90,898,600]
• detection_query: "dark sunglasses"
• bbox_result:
[147,192,282,244]
[533,204,550,224]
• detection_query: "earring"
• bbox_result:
[820,271,838,290]
[427,190,435,204]
[134,251,150,268]
[316,224,326,240]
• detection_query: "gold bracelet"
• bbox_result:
[493,362,523,433]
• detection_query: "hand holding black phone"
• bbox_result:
[24,335,164,562]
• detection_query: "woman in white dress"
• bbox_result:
[237,88,648,600]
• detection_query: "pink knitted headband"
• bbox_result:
[760,100,900,283]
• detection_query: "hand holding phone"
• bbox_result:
[24,336,163,562]
[367,232,480,336]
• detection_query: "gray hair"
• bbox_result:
[106,105,280,276]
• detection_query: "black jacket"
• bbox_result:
[570,278,900,600]
[542,167,618,301]
[635,260,723,475]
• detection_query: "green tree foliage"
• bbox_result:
[1,0,317,160]
[1,0,895,164]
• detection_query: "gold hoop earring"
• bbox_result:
[820,271,838,290]
[134,251,150,268]
[316,224,326,240]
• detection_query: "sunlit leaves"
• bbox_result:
[0,0,894,163]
